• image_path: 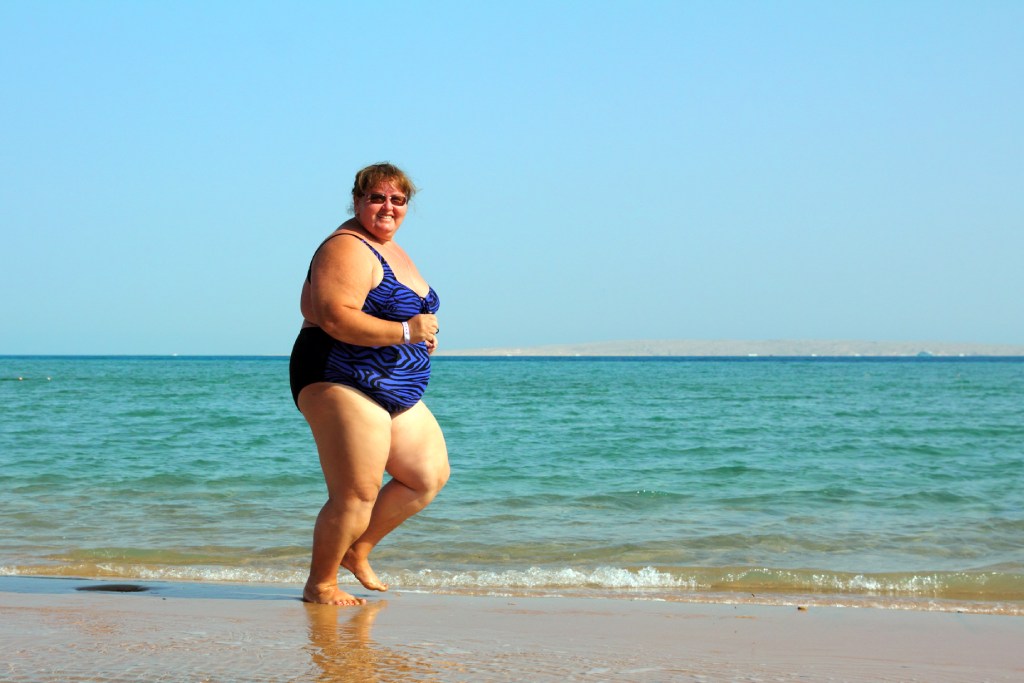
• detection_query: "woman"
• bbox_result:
[289,163,448,605]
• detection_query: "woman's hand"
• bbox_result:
[408,313,440,349]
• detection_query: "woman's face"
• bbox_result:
[354,180,408,241]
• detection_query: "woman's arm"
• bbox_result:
[305,235,437,346]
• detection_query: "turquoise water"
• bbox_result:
[2,356,1022,613]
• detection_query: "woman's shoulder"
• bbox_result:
[322,220,366,242]
[317,222,371,249]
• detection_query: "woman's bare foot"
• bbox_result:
[303,581,367,606]
[341,550,389,591]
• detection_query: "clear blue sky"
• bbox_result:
[2,1,1021,355]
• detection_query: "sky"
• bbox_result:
[2,1,1022,355]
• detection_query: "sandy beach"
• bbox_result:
[1,577,1021,682]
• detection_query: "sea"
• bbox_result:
[2,355,1022,614]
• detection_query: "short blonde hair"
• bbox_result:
[350,163,417,213]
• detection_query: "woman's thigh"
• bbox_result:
[299,382,393,496]
[387,401,450,489]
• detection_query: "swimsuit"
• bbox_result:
[289,234,440,413]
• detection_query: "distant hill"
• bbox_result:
[437,339,1024,357]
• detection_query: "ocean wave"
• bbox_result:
[392,566,696,591]
[0,563,306,585]
[387,566,1024,600]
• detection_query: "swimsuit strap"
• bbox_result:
[352,237,395,276]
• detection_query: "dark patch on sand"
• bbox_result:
[76,583,151,593]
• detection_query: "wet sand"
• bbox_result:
[1,576,1022,682]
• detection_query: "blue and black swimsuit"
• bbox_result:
[289,234,440,414]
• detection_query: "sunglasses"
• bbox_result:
[364,193,408,206]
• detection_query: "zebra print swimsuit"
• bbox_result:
[289,235,440,414]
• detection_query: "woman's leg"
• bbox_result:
[299,383,392,605]
[342,400,450,591]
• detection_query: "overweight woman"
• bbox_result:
[289,163,448,605]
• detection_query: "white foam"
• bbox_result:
[388,566,694,591]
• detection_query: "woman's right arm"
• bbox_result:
[305,236,436,346]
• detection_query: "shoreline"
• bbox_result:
[5,570,1022,617]
[2,576,1022,682]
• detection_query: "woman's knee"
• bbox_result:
[327,481,382,512]
[390,459,447,498]
[417,458,451,497]
[435,459,451,491]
